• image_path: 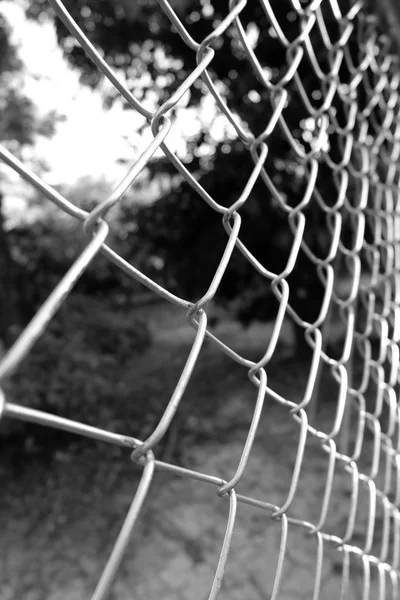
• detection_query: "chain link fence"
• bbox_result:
[1,0,400,598]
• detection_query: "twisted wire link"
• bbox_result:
[1,0,400,598]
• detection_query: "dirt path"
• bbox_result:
[0,306,376,599]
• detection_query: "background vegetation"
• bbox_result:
[0,0,392,438]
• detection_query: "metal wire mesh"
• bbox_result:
[2,0,400,598]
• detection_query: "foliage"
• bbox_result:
[133,144,332,331]
[26,0,365,347]
[20,0,389,358]
[0,13,59,147]
[7,175,147,316]
[3,294,151,423]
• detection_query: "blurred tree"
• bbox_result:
[14,175,140,302]
[0,12,60,346]
[369,0,400,55]
[27,0,385,352]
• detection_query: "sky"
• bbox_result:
[1,1,136,185]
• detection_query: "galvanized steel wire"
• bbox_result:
[1,0,400,598]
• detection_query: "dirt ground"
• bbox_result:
[0,303,379,599]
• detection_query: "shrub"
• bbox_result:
[3,293,151,429]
